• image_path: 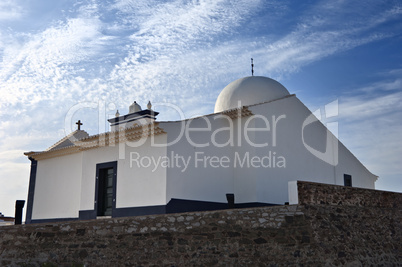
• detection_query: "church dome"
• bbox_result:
[214,76,290,113]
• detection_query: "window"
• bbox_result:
[344,174,352,187]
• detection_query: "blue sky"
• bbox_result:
[0,0,401,217]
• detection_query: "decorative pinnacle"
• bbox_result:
[115,110,120,117]
[251,58,254,76]
[147,101,152,110]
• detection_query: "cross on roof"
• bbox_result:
[76,120,83,130]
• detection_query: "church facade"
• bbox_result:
[24,76,377,223]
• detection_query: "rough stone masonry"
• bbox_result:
[0,181,400,266]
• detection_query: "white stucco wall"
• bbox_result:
[335,141,376,188]
[79,135,167,212]
[162,117,239,204]
[247,96,335,204]
[32,153,83,220]
[250,96,376,204]
[80,145,119,211]
[161,95,377,206]
[288,181,299,205]
[117,134,167,208]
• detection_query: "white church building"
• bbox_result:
[24,76,377,223]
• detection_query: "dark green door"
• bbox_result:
[97,167,114,216]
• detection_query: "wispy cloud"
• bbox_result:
[0,17,112,105]
[337,71,402,186]
[0,0,24,21]
[2,0,400,113]
[255,1,402,77]
[359,76,402,93]
[339,91,402,122]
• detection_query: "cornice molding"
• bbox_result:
[24,108,253,161]
[25,123,166,161]
[220,106,253,119]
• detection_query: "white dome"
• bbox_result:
[214,76,290,113]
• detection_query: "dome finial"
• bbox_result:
[129,101,142,113]
[251,58,254,76]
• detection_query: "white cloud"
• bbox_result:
[359,72,402,93]
[0,12,116,107]
[335,75,402,188]
[0,0,25,21]
[339,92,402,122]
[2,0,399,113]
[0,161,29,217]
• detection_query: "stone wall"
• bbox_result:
[0,182,400,266]
[296,180,401,208]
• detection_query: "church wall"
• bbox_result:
[29,94,378,222]
[335,141,377,188]
[79,135,168,213]
[162,119,237,204]
[231,117,259,203]
[80,146,119,211]
[159,95,376,207]
[248,96,338,205]
[247,96,376,205]
[24,76,379,223]
[26,96,377,222]
[117,134,167,208]
[32,153,83,220]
